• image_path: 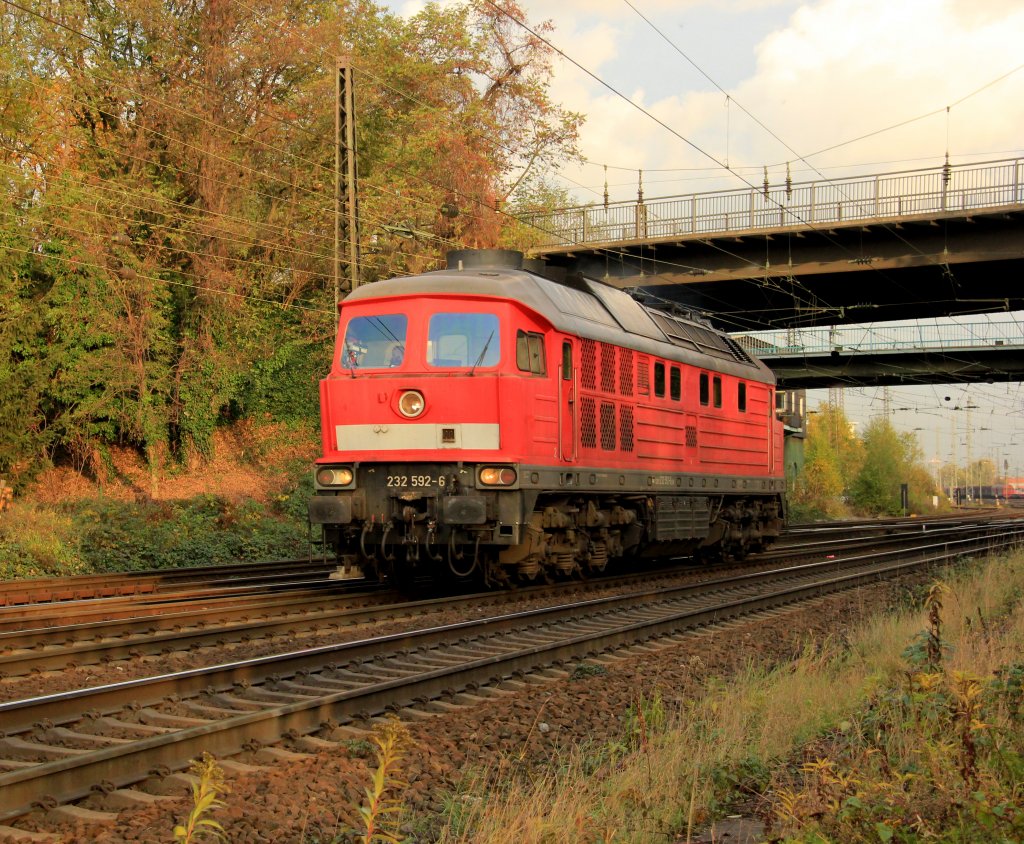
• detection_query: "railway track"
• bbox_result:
[6,511,1002,612]
[1,520,1021,824]
[0,556,341,607]
[1,520,1012,682]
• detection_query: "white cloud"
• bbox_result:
[530,0,1024,201]
[379,1,1023,200]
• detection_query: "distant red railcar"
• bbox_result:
[309,250,785,586]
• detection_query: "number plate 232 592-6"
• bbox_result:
[386,475,445,489]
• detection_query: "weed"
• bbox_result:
[924,581,949,671]
[949,670,985,787]
[766,566,1024,843]
[991,662,1024,718]
[570,662,608,681]
[355,716,413,844]
[621,688,666,752]
[342,738,376,758]
[427,552,1024,844]
[173,752,230,843]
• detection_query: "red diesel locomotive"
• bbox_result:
[309,249,785,586]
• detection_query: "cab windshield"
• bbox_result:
[341,315,407,369]
[427,312,500,368]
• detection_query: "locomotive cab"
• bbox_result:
[310,253,556,586]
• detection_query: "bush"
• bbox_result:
[0,503,87,579]
[0,490,311,578]
[76,496,308,571]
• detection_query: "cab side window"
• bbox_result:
[516,330,546,375]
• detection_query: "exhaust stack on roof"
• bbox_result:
[446,249,523,271]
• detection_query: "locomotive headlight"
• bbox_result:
[316,466,354,487]
[479,466,517,486]
[398,390,426,418]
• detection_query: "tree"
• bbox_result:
[499,179,576,252]
[0,0,582,485]
[850,418,936,515]
[789,403,862,518]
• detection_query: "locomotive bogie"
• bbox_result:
[311,457,784,583]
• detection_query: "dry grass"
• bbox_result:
[765,556,1024,842]
[430,551,1024,843]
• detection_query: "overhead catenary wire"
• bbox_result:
[543,1,1024,310]
[3,74,464,258]
[4,0,812,303]
[573,1,1024,177]
[0,147,446,278]
[2,0,1013,349]
[0,241,336,317]
[476,1,962,321]
[560,8,1017,323]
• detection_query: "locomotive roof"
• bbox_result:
[343,266,774,384]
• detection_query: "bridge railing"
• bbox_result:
[526,157,1024,248]
[733,320,1024,358]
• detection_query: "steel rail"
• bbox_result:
[0,576,371,628]
[3,513,989,608]
[0,558,342,607]
[1,526,1021,821]
[0,522,1009,678]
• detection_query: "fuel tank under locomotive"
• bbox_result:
[309,462,783,586]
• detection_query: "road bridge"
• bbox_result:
[734,320,1024,389]
[527,157,1024,334]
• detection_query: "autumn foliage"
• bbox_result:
[791,404,941,518]
[0,0,580,487]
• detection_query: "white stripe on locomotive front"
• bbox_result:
[335,423,500,451]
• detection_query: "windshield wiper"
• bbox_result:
[343,343,359,376]
[468,331,495,376]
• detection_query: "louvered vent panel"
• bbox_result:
[637,356,650,395]
[600,402,616,450]
[619,349,634,396]
[619,406,635,452]
[581,339,597,390]
[600,343,616,392]
[581,397,597,448]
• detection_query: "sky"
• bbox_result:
[389,0,1024,475]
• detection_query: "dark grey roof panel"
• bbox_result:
[343,267,774,384]
[583,279,667,341]
[538,279,621,329]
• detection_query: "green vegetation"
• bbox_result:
[173,753,230,844]
[355,718,415,844]
[422,551,1024,842]
[790,403,946,520]
[0,0,580,492]
[766,577,1024,842]
[0,459,312,579]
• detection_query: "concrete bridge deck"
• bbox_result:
[528,157,1024,332]
[733,321,1024,388]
